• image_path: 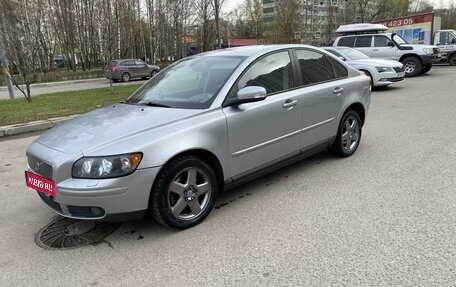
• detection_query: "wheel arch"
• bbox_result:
[399,54,422,65]
[344,103,365,126]
[155,149,225,193]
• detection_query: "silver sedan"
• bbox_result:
[324,46,405,88]
[26,45,371,229]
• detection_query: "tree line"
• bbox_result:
[0,0,455,101]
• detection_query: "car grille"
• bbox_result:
[393,66,404,73]
[27,155,53,179]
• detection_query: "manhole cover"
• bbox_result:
[35,218,120,250]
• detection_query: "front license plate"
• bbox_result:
[25,171,56,197]
[398,72,405,77]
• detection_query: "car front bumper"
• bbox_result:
[374,71,405,87]
[32,167,160,221]
[420,53,442,65]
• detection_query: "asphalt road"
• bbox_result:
[0,78,147,100]
[1,66,455,286]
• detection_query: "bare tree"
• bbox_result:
[272,0,302,43]
[0,0,48,101]
[228,0,263,39]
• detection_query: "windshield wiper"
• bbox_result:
[140,101,172,108]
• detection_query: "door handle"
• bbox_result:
[283,99,298,109]
[333,87,344,95]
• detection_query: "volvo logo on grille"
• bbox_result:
[34,161,43,173]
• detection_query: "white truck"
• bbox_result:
[374,12,456,66]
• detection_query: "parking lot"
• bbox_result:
[1,65,455,286]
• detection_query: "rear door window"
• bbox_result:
[354,36,372,47]
[295,49,334,86]
[326,56,348,79]
[337,37,355,47]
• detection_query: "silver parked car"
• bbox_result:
[104,59,160,82]
[323,46,405,88]
[26,45,371,229]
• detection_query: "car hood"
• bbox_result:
[36,104,201,154]
[348,58,402,67]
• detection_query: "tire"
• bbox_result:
[150,156,218,229]
[421,63,432,74]
[448,55,456,66]
[329,110,362,158]
[121,72,131,82]
[151,69,158,78]
[401,56,422,77]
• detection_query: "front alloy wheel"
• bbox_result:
[150,156,217,229]
[167,167,211,221]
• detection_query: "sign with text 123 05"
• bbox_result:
[25,171,56,197]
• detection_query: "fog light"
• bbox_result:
[89,207,104,216]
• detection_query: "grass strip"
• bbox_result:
[0,84,141,126]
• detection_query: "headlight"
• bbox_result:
[375,66,392,73]
[72,153,143,179]
[423,48,433,54]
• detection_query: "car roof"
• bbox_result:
[191,44,321,58]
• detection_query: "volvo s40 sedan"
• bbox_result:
[323,46,405,88]
[26,45,371,229]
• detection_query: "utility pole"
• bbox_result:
[0,33,15,99]
[214,0,221,49]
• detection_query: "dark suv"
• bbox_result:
[104,59,160,82]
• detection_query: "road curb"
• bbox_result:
[0,115,79,138]
[0,78,105,91]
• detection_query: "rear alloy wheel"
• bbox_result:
[330,110,362,157]
[448,55,456,66]
[121,72,131,82]
[150,156,218,229]
[402,56,422,77]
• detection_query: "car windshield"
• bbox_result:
[126,55,246,109]
[337,48,370,60]
[390,33,409,44]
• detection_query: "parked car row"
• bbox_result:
[25,23,449,230]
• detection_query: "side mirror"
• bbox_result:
[226,86,267,106]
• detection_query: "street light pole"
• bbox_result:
[214,0,221,49]
[0,33,15,99]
